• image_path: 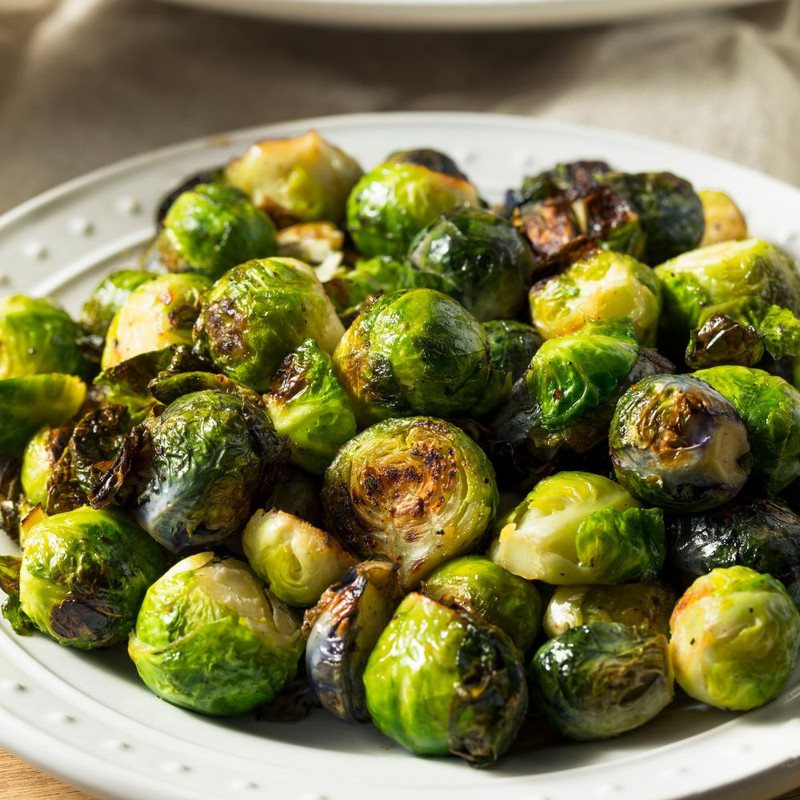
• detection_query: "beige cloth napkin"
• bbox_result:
[0,0,798,213]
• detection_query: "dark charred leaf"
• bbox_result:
[45,447,87,515]
[0,459,25,543]
[149,371,264,407]
[89,423,151,508]
[70,405,132,495]
[685,312,765,369]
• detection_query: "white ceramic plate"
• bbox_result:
[1,112,800,800]
[152,0,776,29]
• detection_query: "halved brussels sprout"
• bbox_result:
[225,130,363,226]
[332,288,491,425]
[346,162,479,258]
[304,560,404,722]
[264,339,356,475]
[21,426,72,507]
[194,257,344,393]
[80,270,157,341]
[610,374,751,511]
[129,553,303,715]
[156,183,277,281]
[242,508,357,607]
[529,622,673,740]
[693,365,800,495]
[422,556,542,652]
[363,592,527,764]
[101,273,211,369]
[5,506,162,649]
[490,471,664,585]
[543,581,677,638]
[406,208,535,322]
[698,190,747,246]
[321,417,498,589]
[670,566,800,710]
[529,250,661,346]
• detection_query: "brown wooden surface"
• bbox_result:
[2,747,800,799]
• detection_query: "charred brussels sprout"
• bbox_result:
[304,560,404,722]
[242,509,357,607]
[332,288,491,425]
[406,208,535,322]
[698,190,747,246]
[693,366,800,495]
[101,273,211,369]
[684,311,765,369]
[156,183,277,281]
[484,320,542,384]
[529,622,673,740]
[387,148,470,181]
[194,257,343,393]
[363,592,527,764]
[225,131,363,226]
[543,581,677,638]
[129,553,303,715]
[322,417,497,589]
[346,162,479,258]
[610,374,751,511]
[8,506,162,649]
[490,471,665,585]
[264,339,356,475]
[670,566,800,710]
[80,270,157,341]
[529,250,661,346]
[21,426,72,506]
[423,556,542,652]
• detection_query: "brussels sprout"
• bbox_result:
[684,311,765,369]
[21,426,72,506]
[264,339,356,475]
[514,160,612,207]
[92,389,286,552]
[304,560,404,722]
[490,471,664,585]
[422,556,542,652]
[242,509,357,607]
[693,366,800,495]
[543,581,677,638]
[129,553,303,715]
[670,566,800,710]
[194,257,344,393]
[0,296,91,380]
[406,208,535,322]
[363,592,527,764]
[387,148,470,181]
[529,622,673,740]
[154,167,226,226]
[275,221,344,267]
[666,499,800,606]
[156,183,277,281]
[332,288,491,425]
[529,250,661,346]
[610,374,751,511]
[698,190,747,246]
[346,162,480,258]
[2,506,162,649]
[225,130,363,226]
[79,270,157,341]
[101,273,211,369]
[322,417,498,589]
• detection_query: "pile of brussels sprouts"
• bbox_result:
[1,129,800,766]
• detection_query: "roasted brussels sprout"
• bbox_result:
[193,257,344,393]
[322,417,498,589]
[304,560,404,722]
[543,581,677,638]
[129,553,303,715]
[670,566,800,710]
[20,426,72,506]
[529,622,673,740]
[490,471,665,585]
[346,162,479,258]
[225,130,363,226]
[484,320,542,384]
[422,556,542,652]
[3,506,162,649]
[156,183,277,281]
[666,499,800,606]
[529,250,661,346]
[698,190,747,246]
[406,208,535,322]
[363,592,527,764]
[610,374,751,511]
[79,270,157,341]
[332,288,491,425]
[264,339,356,475]
[101,273,211,369]
[242,509,357,607]
[684,311,765,369]
[92,389,286,552]
[387,148,470,181]
[693,365,800,495]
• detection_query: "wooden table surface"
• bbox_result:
[2,748,800,800]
